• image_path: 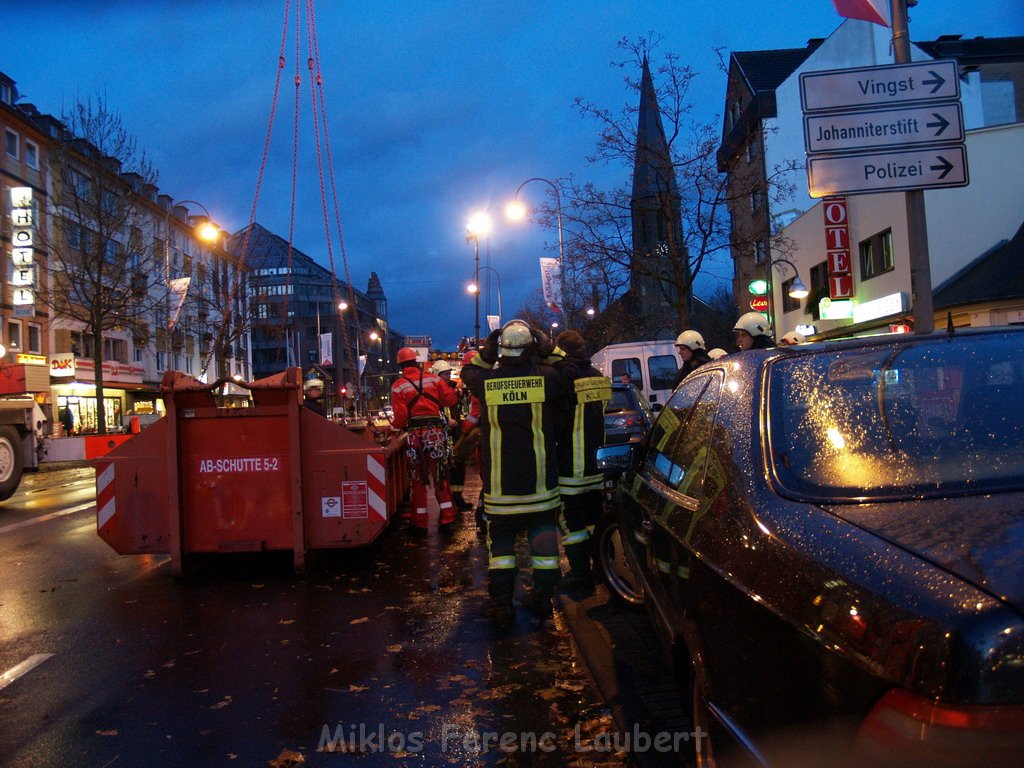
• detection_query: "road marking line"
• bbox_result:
[0,502,96,536]
[0,654,55,691]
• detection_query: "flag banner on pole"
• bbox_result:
[831,0,889,27]
[167,277,191,332]
[486,315,501,332]
[357,354,367,376]
[319,332,333,366]
[539,257,563,314]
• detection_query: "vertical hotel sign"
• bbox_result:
[822,197,854,299]
[9,187,36,315]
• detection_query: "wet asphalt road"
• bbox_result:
[0,465,630,768]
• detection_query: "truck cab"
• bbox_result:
[590,341,681,409]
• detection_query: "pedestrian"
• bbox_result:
[59,406,75,437]
[554,330,611,596]
[733,312,775,352]
[303,378,327,417]
[390,347,460,532]
[707,348,727,360]
[671,330,713,388]
[461,320,574,625]
[619,372,632,386]
[778,330,807,346]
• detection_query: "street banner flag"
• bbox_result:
[487,315,501,332]
[357,354,367,376]
[539,257,563,314]
[831,0,890,27]
[319,332,333,366]
[167,277,191,331]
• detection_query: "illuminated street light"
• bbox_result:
[466,211,492,345]
[508,177,566,327]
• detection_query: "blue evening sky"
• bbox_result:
[4,1,1022,346]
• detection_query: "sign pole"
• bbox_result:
[891,0,934,334]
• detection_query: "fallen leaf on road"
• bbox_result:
[95,729,118,736]
[329,668,339,675]
[536,687,561,701]
[228,754,237,760]
[143,670,156,679]
[210,695,233,710]
[348,684,369,692]
[386,644,403,653]
[251,584,265,589]
[267,748,305,767]
[279,619,295,625]
[350,617,369,625]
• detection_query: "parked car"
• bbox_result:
[598,328,1024,767]
[603,382,654,446]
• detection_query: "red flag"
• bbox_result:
[832,0,890,27]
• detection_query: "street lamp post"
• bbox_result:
[765,257,809,341]
[163,199,218,374]
[467,264,503,331]
[465,212,492,346]
[507,177,567,327]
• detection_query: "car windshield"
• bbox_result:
[606,389,633,413]
[768,332,1024,501]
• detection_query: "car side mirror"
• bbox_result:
[597,443,638,474]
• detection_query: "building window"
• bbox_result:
[133,346,143,363]
[28,323,42,354]
[859,229,894,280]
[7,320,22,351]
[104,338,128,364]
[157,351,166,371]
[25,140,39,169]
[754,238,768,265]
[186,356,194,375]
[781,277,801,313]
[807,260,829,321]
[4,128,19,159]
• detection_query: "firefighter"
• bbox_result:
[303,378,327,417]
[554,330,611,595]
[733,312,775,351]
[672,330,713,388]
[461,320,574,624]
[391,348,460,532]
[432,359,472,512]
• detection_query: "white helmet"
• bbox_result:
[304,377,324,391]
[733,312,771,338]
[779,330,806,345]
[432,359,452,374]
[498,320,534,358]
[707,348,727,360]
[674,330,706,351]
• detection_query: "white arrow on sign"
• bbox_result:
[807,144,969,198]
[800,60,959,113]
[804,102,964,154]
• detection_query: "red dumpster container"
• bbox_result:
[95,367,409,574]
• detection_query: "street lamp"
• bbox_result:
[163,199,219,373]
[765,257,809,340]
[466,211,492,345]
[466,264,503,331]
[507,177,567,327]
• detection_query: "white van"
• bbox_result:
[590,341,681,408]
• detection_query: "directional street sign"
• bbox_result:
[807,145,969,197]
[800,60,960,112]
[804,102,964,154]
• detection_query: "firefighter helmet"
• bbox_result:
[397,347,418,365]
[733,312,771,338]
[779,330,806,345]
[498,320,534,358]
[304,377,324,391]
[674,330,706,351]
[432,359,452,374]
[707,348,727,360]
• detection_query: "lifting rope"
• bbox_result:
[202,0,357,396]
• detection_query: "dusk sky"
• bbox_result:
[5,1,1023,347]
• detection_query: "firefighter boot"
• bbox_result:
[560,539,595,596]
[480,572,515,626]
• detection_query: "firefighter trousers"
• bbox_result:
[485,509,561,602]
[559,489,602,576]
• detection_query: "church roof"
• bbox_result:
[632,58,679,203]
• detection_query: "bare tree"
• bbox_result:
[544,36,798,347]
[37,97,164,434]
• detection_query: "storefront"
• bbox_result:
[49,353,152,434]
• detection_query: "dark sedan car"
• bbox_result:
[599,328,1024,767]
[604,382,654,446]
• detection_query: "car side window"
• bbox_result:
[643,373,722,491]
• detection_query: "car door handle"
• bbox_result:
[649,477,700,512]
